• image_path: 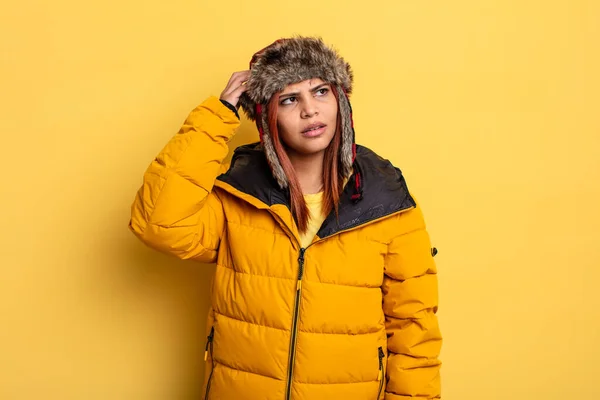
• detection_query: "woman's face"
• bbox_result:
[276,78,338,158]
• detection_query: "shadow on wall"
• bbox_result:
[108,119,259,396]
[113,229,215,397]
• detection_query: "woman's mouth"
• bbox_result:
[302,124,327,137]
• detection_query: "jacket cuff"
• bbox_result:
[220,99,240,120]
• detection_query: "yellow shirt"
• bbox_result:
[300,191,326,248]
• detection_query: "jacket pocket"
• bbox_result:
[377,346,385,399]
[204,326,215,400]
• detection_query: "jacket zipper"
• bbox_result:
[285,247,306,400]
[377,346,385,399]
[204,326,215,400]
[280,208,411,399]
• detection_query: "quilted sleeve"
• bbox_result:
[382,199,443,399]
[129,96,240,263]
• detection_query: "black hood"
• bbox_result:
[216,143,415,239]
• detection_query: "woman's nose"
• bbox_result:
[301,97,318,118]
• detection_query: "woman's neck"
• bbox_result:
[288,151,325,195]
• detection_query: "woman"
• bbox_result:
[129,36,442,400]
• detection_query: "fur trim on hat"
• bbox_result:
[238,36,356,189]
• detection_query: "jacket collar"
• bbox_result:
[215,143,415,241]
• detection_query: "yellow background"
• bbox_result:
[1,0,598,399]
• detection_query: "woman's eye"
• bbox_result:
[316,88,329,96]
[281,97,296,105]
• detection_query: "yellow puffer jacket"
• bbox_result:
[129,97,442,400]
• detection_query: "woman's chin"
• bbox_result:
[292,141,331,156]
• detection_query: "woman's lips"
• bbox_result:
[301,125,326,137]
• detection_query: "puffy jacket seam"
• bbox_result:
[385,304,437,321]
[214,269,382,289]
[196,191,225,253]
[312,280,380,289]
[383,225,428,280]
[384,270,437,286]
[139,173,166,237]
[215,310,288,332]
[214,190,228,248]
[387,351,440,363]
[389,224,426,244]
[298,328,382,336]
[185,99,239,139]
[216,310,382,336]
[296,379,381,385]
[225,219,288,237]
[212,358,283,382]
[368,237,388,245]
[206,97,241,124]
[169,153,211,194]
[215,263,294,282]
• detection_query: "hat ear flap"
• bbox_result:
[336,85,355,179]
[259,109,289,189]
[238,92,255,121]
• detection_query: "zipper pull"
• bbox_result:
[204,326,214,361]
[298,248,305,265]
[297,248,306,288]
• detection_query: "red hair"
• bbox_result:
[266,86,344,234]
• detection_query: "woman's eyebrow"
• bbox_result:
[279,83,330,98]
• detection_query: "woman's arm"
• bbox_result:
[129,96,240,263]
[382,197,442,399]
